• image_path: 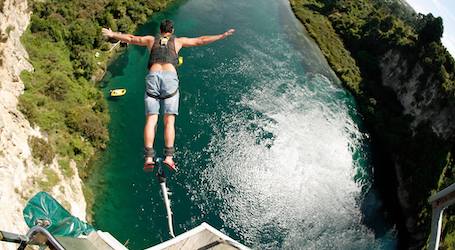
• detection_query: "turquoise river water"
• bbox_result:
[93,0,398,249]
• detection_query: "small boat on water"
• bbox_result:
[110,88,126,97]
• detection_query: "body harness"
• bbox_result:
[147,34,179,100]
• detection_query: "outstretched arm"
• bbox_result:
[102,28,154,47]
[177,29,235,48]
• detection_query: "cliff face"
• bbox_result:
[374,49,455,247]
[0,0,88,247]
[381,50,455,138]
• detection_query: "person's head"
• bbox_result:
[160,19,174,34]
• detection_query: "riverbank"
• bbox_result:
[290,0,455,248]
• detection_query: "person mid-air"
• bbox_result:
[102,19,235,171]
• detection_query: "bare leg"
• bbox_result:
[163,114,175,165]
[144,114,158,164]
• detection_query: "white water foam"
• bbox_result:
[193,32,392,248]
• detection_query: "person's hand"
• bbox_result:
[102,28,114,38]
[223,28,235,38]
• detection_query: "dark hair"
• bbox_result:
[160,19,174,33]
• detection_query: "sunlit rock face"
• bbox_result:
[381,50,455,138]
[0,2,88,249]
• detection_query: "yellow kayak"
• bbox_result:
[110,88,127,97]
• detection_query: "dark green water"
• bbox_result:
[93,0,397,249]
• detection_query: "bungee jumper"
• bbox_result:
[102,20,235,172]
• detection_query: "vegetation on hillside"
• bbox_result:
[290,0,455,248]
[21,0,173,178]
[291,0,455,95]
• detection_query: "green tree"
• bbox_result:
[69,19,98,49]
[44,72,71,101]
[418,13,443,44]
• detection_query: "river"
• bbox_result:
[93,0,397,249]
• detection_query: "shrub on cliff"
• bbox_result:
[65,107,108,149]
[44,72,70,101]
[416,13,443,45]
[36,168,60,192]
[29,136,55,165]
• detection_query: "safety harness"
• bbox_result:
[146,89,179,100]
[147,34,179,100]
[148,34,179,68]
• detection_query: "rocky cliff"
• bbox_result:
[381,50,455,138]
[375,49,455,248]
[0,0,88,248]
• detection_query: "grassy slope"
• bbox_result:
[290,0,362,93]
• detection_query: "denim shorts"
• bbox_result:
[144,71,179,115]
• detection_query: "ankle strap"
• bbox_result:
[164,146,175,157]
[144,147,155,158]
